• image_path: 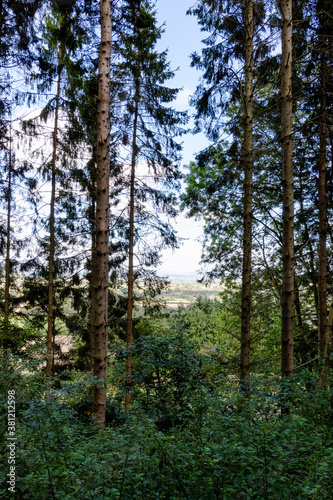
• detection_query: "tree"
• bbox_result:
[290,0,333,366]
[3,122,13,348]
[45,42,62,382]
[23,0,96,382]
[241,0,254,392]
[186,0,267,388]
[0,0,41,261]
[111,0,186,410]
[280,0,294,379]
[317,0,328,360]
[0,113,38,354]
[91,0,112,427]
[0,0,41,146]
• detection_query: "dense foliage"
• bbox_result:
[1,336,333,499]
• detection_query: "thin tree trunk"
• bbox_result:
[4,122,12,350]
[294,275,302,329]
[318,2,327,358]
[321,297,333,387]
[240,0,253,394]
[281,0,294,380]
[51,323,56,377]
[46,51,62,384]
[299,170,318,316]
[89,150,97,374]
[90,194,96,373]
[125,73,140,412]
[91,0,112,427]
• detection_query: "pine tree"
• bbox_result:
[0,0,41,130]
[0,119,38,353]
[317,0,329,360]
[18,0,98,381]
[91,0,112,427]
[0,0,41,231]
[241,0,254,393]
[3,122,13,349]
[280,0,294,381]
[187,0,267,388]
[45,41,62,382]
[112,0,186,410]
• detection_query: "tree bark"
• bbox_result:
[89,151,97,374]
[4,122,12,350]
[294,275,302,329]
[324,299,333,356]
[240,0,253,394]
[46,50,62,384]
[91,0,112,427]
[299,168,318,317]
[321,297,332,387]
[90,194,96,373]
[281,0,294,379]
[318,1,327,358]
[125,69,140,412]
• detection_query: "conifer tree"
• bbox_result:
[19,0,97,380]
[0,0,41,146]
[241,0,254,393]
[291,0,333,364]
[281,0,294,379]
[187,0,266,388]
[45,42,62,382]
[112,0,186,410]
[91,0,112,426]
[0,0,41,251]
[317,0,329,360]
[0,119,38,352]
[3,122,13,348]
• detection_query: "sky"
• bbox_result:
[154,0,210,277]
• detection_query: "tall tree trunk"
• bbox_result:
[46,51,62,383]
[125,72,140,412]
[322,297,333,383]
[91,0,112,427]
[299,168,318,316]
[4,122,12,350]
[294,275,302,329]
[90,194,96,373]
[89,150,97,374]
[318,1,327,358]
[281,0,294,379]
[240,0,253,394]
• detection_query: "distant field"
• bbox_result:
[160,278,224,307]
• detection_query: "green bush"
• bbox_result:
[1,340,333,499]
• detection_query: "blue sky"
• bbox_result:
[155,0,210,277]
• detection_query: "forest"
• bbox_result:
[1,0,333,498]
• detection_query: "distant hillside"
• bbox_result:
[160,278,224,308]
[164,272,199,282]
